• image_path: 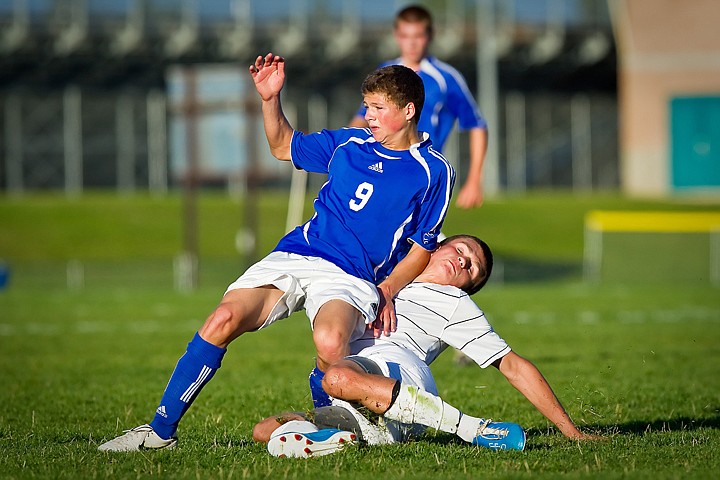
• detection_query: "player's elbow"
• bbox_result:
[269,145,291,161]
[252,418,276,443]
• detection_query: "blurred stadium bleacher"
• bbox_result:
[0,0,617,193]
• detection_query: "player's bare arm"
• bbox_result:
[495,351,602,440]
[375,243,431,337]
[253,413,306,443]
[249,53,293,160]
[455,127,487,209]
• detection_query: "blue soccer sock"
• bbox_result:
[150,332,226,440]
[309,364,332,408]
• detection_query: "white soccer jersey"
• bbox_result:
[350,282,511,368]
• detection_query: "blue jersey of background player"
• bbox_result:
[350,5,488,209]
[276,127,454,284]
[353,58,486,158]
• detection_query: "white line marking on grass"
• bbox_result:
[618,311,647,324]
[75,321,115,334]
[652,311,683,323]
[579,311,600,324]
[25,323,61,335]
[514,311,532,324]
[538,312,557,324]
[127,320,165,333]
[1,307,716,337]
[0,319,202,336]
[152,304,176,317]
[0,324,15,336]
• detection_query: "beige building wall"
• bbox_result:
[610,0,720,195]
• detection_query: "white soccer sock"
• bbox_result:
[456,413,486,443]
[383,384,463,435]
[383,384,486,443]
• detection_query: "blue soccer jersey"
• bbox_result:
[356,56,487,152]
[273,128,455,283]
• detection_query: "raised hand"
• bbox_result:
[249,53,286,101]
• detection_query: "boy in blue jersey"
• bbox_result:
[97,53,455,452]
[350,5,488,209]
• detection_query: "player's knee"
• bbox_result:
[314,339,347,369]
[201,303,245,344]
[322,364,354,398]
[313,329,349,368]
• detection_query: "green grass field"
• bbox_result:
[1,191,719,479]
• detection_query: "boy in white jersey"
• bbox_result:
[253,235,601,458]
[98,54,454,452]
[350,5,488,209]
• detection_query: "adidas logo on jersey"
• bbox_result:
[156,405,168,418]
[368,162,384,173]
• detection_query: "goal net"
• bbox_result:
[584,211,720,285]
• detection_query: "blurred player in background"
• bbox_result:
[349,5,488,209]
[98,53,454,452]
[253,235,600,458]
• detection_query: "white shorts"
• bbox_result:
[352,343,438,395]
[225,251,379,339]
[333,344,438,444]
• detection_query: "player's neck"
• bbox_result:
[380,125,421,151]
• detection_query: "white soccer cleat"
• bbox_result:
[267,421,357,458]
[330,399,395,445]
[97,424,177,452]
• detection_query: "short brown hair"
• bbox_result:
[361,65,425,123]
[394,5,434,38]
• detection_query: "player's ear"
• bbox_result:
[404,102,416,122]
